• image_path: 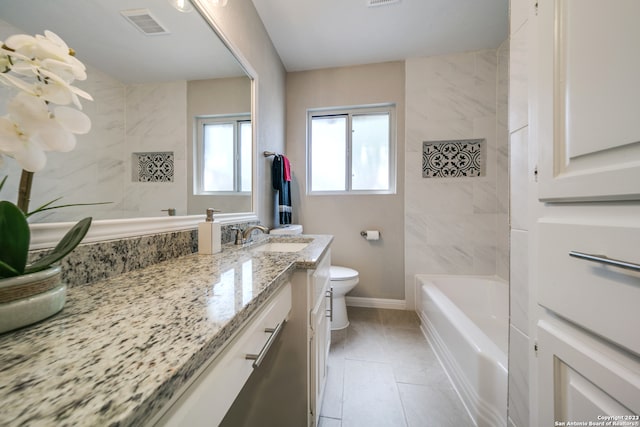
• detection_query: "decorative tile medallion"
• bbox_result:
[134,152,174,182]
[423,139,485,178]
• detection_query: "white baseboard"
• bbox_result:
[345,296,406,310]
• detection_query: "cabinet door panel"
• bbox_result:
[537,0,640,202]
[560,365,630,420]
[310,280,330,426]
[537,317,640,425]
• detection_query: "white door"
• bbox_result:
[534,0,640,424]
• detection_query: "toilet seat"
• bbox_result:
[330,266,358,281]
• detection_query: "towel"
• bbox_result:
[271,154,292,224]
[283,155,291,182]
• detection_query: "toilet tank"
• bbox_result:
[269,224,303,235]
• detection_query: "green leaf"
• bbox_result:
[26,197,63,217]
[0,200,30,278]
[0,176,7,192]
[27,201,111,218]
[0,259,21,276]
[25,217,92,274]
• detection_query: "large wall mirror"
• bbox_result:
[0,0,255,233]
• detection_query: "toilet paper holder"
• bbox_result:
[360,230,381,239]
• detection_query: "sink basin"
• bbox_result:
[252,242,310,253]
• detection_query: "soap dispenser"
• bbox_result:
[198,208,222,254]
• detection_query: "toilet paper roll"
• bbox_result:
[365,230,380,241]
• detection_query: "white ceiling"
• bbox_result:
[0,0,247,84]
[251,0,509,72]
[0,0,509,83]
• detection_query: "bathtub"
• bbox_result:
[415,275,508,427]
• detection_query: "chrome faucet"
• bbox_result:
[233,225,270,245]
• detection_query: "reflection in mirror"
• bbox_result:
[187,77,252,215]
[0,0,253,223]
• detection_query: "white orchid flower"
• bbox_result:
[5,31,75,66]
[0,92,91,171]
[0,70,71,107]
[9,92,87,150]
[4,34,40,55]
[0,71,32,93]
[0,46,32,71]
[3,30,87,84]
[0,63,91,108]
[0,48,11,72]
[38,68,93,108]
[41,58,87,82]
[0,116,48,172]
[53,105,91,134]
[0,31,92,173]
[2,30,90,99]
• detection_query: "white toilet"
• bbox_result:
[328,266,359,330]
[269,225,359,330]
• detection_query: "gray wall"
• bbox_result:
[286,62,406,301]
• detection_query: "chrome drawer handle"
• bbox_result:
[325,288,333,321]
[245,320,285,368]
[569,251,640,272]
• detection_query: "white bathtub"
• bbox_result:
[415,275,508,427]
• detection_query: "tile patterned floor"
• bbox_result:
[319,307,473,427]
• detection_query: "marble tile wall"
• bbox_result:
[496,39,510,280]
[508,0,532,426]
[123,82,188,218]
[405,48,509,308]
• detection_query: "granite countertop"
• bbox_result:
[0,234,332,427]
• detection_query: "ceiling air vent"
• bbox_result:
[120,9,169,36]
[368,0,400,7]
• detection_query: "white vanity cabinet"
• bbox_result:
[215,247,332,427]
[288,247,332,427]
[150,282,292,427]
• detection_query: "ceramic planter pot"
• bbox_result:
[0,266,66,334]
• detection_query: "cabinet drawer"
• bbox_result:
[538,221,640,355]
[155,282,292,427]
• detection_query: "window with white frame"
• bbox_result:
[195,115,251,194]
[307,104,396,194]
